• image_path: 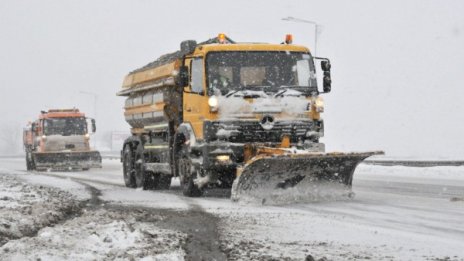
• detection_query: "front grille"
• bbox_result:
[205,120,316,143]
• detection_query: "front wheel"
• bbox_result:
[178,149,203,197]
[25,151,35,171]
[25,154,31,171]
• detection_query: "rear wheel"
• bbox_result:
[122,145,136,188]
[134,143,167,190]
[134,144,148,189]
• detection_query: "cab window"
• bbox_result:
[190,58,204,94]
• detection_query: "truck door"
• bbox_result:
[183,57,209,139]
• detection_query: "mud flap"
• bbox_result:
[231,151,382,204]
[33,151,102,171]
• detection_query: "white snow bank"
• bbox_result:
[21,174,90,200]
[0,174,81,246]
[356,164,464,184]
[1,209,187,260]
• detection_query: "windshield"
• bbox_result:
[43,117,87,136]
[206,51,317,95]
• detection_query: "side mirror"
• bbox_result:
[177,66,189,87]
[321,60,331,71]
[91,119,96,133]
[323,71,332,93]
[316,57,332,93]
[180,40,197,55]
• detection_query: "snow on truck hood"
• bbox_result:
[217,91,310,120]
[43,135,88,151]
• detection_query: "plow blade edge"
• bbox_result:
[33,151,102,170]
[231,151,382,204]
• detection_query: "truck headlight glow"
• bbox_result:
[84,133,90,139]
[216,155,230,163]
[208,95,219,112]
[315,97,324,113]
[41,135,47,141]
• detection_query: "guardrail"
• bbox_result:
[3,154,464,167]
[363,160,464,167]
[100,153,120,160]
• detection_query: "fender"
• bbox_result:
[121,136,142,162]
[176,123,197,147]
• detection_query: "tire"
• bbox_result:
[26,151,35,171]
[178,147,203,197]
[122,145,136,188]
[133,142,159,190]
[133,143,150,189]
[26,153,31,171]
[172,134,186,178]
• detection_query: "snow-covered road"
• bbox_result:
[0,157,463,260]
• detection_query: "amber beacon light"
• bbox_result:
[285,34,293,44]
[218,33,226,44]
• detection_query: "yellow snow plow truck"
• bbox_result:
[118,34,382,203]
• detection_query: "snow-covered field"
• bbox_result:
[0,157,463,260]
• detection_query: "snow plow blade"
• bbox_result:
[231,151,383,204]
[33,151,102,171]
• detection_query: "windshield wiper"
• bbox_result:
[225,86,266,98]
[274,89,288,97]
[225,89,268,98]
[225,90,240,98]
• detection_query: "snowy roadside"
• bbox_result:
[0,174,82,246]
[1,158,464,260]
[0,173,187,260]
[1,208,187,261]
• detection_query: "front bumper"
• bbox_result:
[204,119,324,143]
[198,142,245,170]
[33,151,102,170]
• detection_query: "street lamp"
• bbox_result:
[282,16,320,56]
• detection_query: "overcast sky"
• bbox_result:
[1,0,463,158]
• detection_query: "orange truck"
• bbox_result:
[23,109,102,171]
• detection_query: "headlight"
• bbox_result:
[208,95,219,112]
[84,133,90,139]
[216,155,231,163]
[41,135,47,141]
[315,97,324,113]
